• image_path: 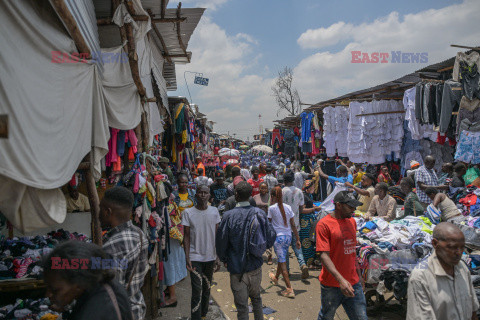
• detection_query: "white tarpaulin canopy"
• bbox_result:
[0,0,109,232]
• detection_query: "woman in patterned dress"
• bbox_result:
[162,173,196,307]
[300,180,320,267]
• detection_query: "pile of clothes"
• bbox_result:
[0,229,90,280]
[355,216,434,287]
[0,298,59,320]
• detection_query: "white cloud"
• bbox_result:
[174,17,277,140]
[294,0,480,105]
[173,0,480,140]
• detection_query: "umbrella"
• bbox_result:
[218,148,240,157]
[238,145,249,150]
[252,145,273,154]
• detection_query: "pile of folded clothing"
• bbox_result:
[0,298,60,320]
[0,229,90,280]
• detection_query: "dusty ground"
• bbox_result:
[157,251,406,319]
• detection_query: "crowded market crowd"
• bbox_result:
[157,152,480,320]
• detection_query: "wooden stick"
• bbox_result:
[437,66,454,73]
[152,17,187,23]
[0,115,8,139]
[356,110,405,117]
[451,44,480,51]
[97,15,150,25]
[84,162,102,245]
[148,9,172,63]
[50,0,91,58]
[161,0,166,19]
[176,3,190,63]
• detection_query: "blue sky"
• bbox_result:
[171,0,478,140]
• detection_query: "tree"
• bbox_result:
[271,66,301,116]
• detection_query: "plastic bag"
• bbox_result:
[465,167,480,186]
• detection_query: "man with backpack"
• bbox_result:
[216,181,276,320]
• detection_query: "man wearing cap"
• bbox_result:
[263,165,278,191]
[210,171,228,207]
[316,191,367,320]
[159,157,174,184]
[406,160,421,180]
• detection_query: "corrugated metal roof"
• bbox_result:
[163,61,177,90]
[149,8,205,64]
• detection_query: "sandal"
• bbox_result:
[281,289,295,298]
[269,272,279,285]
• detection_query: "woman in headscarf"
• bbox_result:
[300,180,321,267]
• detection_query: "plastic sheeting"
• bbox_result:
[0,0,109,232]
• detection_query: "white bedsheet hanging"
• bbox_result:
[0,0,109,232]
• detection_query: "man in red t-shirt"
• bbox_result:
[316,191,367,320]
[247,166,264,197]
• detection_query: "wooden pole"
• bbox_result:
[147,9,172,63]
[85,162,102,245]
[175,2,190,63]
[0,115,8,139]
[50,0,91,58]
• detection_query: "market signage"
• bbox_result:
[194,76,209,86]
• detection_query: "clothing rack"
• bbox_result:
[356,110,405,117]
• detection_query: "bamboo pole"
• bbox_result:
[50,0,91,58]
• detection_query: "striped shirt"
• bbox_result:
[103,221,149,320]
[415,165,438,203]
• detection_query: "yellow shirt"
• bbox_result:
[353,171,365,185]
[65,193,90,212]
[357,186,374,212]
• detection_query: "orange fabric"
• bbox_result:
[197,163,205,176]
[316,214,359,287]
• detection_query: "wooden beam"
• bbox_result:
[97,15,150,25]
[451,44,480,51]
[50,0,91,57]
[437,66,454,73]
[176,2,190,63]
[164,53,189,58]
[148,9,172,63]
[0,115,8,139]
[161,0,166,19]
[152,17,187,23]
[112,0,146,97]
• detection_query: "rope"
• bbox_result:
[189,268,212,313]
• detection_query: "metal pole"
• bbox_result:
[183,70,206,105]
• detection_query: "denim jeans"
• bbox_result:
[190,261,215,320]
[317,282,367,320]
[230,267,263,320]
[286,231,306,271]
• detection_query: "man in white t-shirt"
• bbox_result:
[182,184,221,320]
[282,171,309,279]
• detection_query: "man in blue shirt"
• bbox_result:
[317,159,353,186]
[216,182,276,320]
